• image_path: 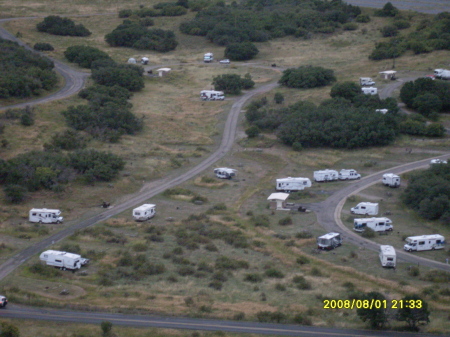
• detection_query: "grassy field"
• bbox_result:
[0,2,450,336]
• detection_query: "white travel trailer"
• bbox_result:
[382,173,400,188]
[404,234,445,252]
[39,250,89,271]
[314,169,338,182]
[141,57,149,65]
[360,77,375,86]
[203,52,214,63]
[214,167,236,179]
[317,232,342,250]
[29,208,63,224]
[353,217,393,232]
[338,169,361,180]
[133,204,156,221]
[200,90,225,101]
[276,177,311,192]
[379,245,396,268]
[351,202,378,215]
[361,87,377,95]
[434,69,450,79]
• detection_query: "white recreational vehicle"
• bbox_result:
[29,208,63,224]
[317,232,342,250]
[200,90,225,101]
[382,173,400,188]
[276,177,311,192]
[404,234,445,252]
[39,250,89,271]
[214,167,236,179]
[379,245,396,268]
[203,52,214,63]
[338,169,361,180]
[133,204,156,221]
[353,217,393,233]
[375,109,388,114]
[360,77,375,86]
[434,69,450,80]
[361,87,377,95]
[0,295,7,308]
[351,202,378,215]
[314,169,338,182]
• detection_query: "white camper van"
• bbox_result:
[338,169,361,180]
[404,234,445,252]
[379,245,396,267]
[314,169,338,182]
[39,250,89,271]
[317,232,342,250]
[351,202,378,215]
[200,90,225,101]
[360,77,375,86]
[361,87,377,95]
[434,69,450,79]
[203,52,214,63]
[276,177,311,192]
[353,217,393,232]
[133,204,156,221]
[382,173,400,188]
[214,167,236,179]
[29,208,63,224]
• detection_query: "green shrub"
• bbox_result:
[296,256,310,265]
[244,273,263,283]
[278,216,293,226]
[34,42,54,51]
[343,22,358,30]
[275,283,286,291]
[37,16,91,36]
[361,228,376,238]
[265,268,284,278]
[177,266,195,276]
[251,214,270,227]
[209,280,223,290]
[292,313,312,325]
[245,125,260,138]
[310,267,323,276]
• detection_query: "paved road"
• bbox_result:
[0,305,438,337]
[344,0,450,15]
[0,18,89,110]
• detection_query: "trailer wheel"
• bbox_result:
[62,267,66,271]
[39,220,42,224]
[432,247,435,250]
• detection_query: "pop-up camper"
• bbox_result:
[133,204,156,221]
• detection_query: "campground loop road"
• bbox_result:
[0,13,449,336]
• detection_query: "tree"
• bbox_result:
[245,125,260,138]
[224,42,259,61]
[212,74,243,94]
[36,16,91,36]
[396,295,430,330]
[64,45,112,69]
[274,92,284,104]
[0,322,20,337]
[356,291,389,329]
[91,67,144,92]
[4,184,28,204]
[330,82,361,102]
[279,66,336,89]
[100,321,113,336]
[374,2,399,17]
[412,93,442,117]
[380,25,398,37]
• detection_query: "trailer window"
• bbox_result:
[55,259,62,263]
[32,213,37,216]
[135,212,140,216]
[418,241,425,245]
[437,240,441,244]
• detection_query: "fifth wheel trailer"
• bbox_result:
[314,169,338,182]
[276,177,311,192]
[39,250,89,271]
[353,217,393,232]
[404,234,445,252]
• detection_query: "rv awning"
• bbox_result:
[267,193,289,201]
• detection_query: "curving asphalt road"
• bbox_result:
[0,13,449,336]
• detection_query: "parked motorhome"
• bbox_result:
[133,204,156,221]
[351,202,378,215]
[353,217,393,232]
[276,177,311,192]
[404,234,445,252]
[338,169,361,180]
[314,169,338,182]
[317,232,342,250]
[0,295,7,308]
[360,77,375,86]
[29,208,63,224]
[382,173,400,188]
[379,245,396,268]
[214,167,236,179]
[200,90,225,101]
[361,87,377,95]
[39,250,89,271]
[203,52,213,63]
[434,69,450,79]
[430,159,447,164]
[141,57,149,65]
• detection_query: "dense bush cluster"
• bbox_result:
[400,78,450,116]
[36,16,91,37]
[212,73,255,94]
[105,21,178,52]
[179,0,361,46]
[0,149,125,202]
[118,2,188,19]
[224,42,259,61]
[33,42,54,51]
[0,38,58,98]
[369,11,450,60]
[64,45,113,69]
[402,163,450,223]
[279,66,336,89]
